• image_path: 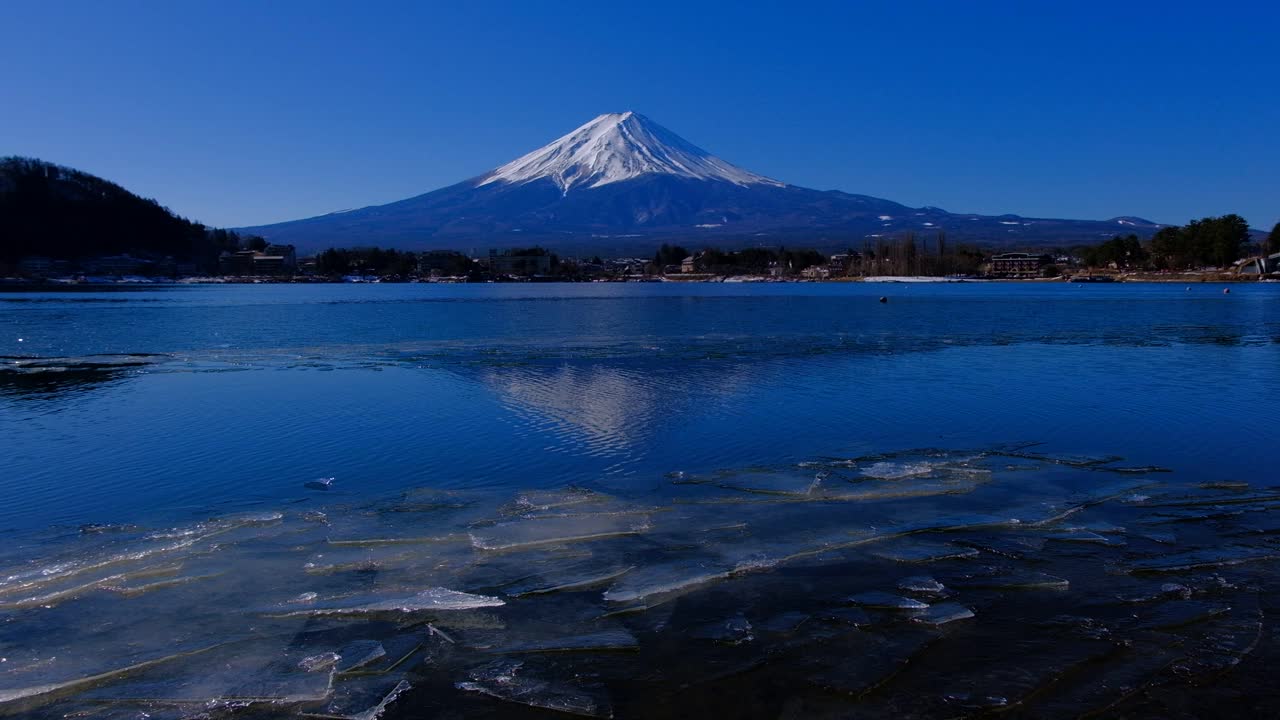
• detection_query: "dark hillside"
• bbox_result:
[0,157,236,270]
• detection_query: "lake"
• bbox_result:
[2,282,1278,718]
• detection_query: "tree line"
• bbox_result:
[656,235,985,277]
[313,246,570,279]
[1079,214,1271,271]
[315,247,423,276]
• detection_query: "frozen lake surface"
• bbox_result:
[1,282,1278,718]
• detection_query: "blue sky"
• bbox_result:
[4,1,1277,230]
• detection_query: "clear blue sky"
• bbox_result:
[4,1,1277,230]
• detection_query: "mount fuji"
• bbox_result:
[241,112,1163,254]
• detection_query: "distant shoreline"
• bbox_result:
[2,274,1273,290]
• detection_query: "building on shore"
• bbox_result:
[487,249,552,276]
[217,246,298,275]
[218,250,257,275]
[989,252,1052,277]
[263,245,297,270]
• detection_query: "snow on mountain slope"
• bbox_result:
[239,111,1178,254]
[477,111,784,193]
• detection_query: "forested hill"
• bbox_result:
[0,156,238,268]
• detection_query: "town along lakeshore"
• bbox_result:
[2,282,1278,718]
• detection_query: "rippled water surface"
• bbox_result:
[1,282,1278,718]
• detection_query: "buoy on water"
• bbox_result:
[1223,288,1230,294]
[879,296,888,304]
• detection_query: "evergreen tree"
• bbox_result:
[1268,221,1280,255]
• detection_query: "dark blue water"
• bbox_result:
[3,282,1276,531]
[2,282,1279,719]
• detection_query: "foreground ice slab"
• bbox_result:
[913,603,975,626]
[304,678,411,720]
[847,591,930,610]
[273,588,504,616]
[456,660,612,718]
[502,561,635,597]
[0,445,1268,718]
[871,541,979,563]
[492,630,639,654]
[470,514,651,551]
[601,560,737,607]
[1126,547,1280,574]
[0,643,227,711]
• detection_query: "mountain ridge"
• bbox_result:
[239,112,1173,254]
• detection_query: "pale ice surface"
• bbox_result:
[274,588,505,616]
[477,111,784,193]
[470,513,652,551]
[914,603,975,626]
[456,659,611,718]
[848,591,930,610]
[1,446,1275,718]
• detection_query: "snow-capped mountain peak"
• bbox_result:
[477,111,784,193]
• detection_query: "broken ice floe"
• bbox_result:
[304,678,411,720]
[952,569,1070,591]
[334,640,388,672]
[503,562,635,597]
[897,576,946,594]
[470,514,651,551]
[871,541,979,563]
[1126,548,1280,574]
[492,629,639,654]
[456,659,612,718]
[913,602,975,626]
[692,615,754,645]
[847,591,930,610]
[601,560,738,607]
[1,445,1272,717]
[272,588,504,616]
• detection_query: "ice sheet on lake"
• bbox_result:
[692,615,754,645]
[601,560,738,607]
[3,444,1274,717]
[503,562,635,597]
[913,602,975,626]
[1126,548,1280,574]
[953,569,1070,590]
[1045,530,1127,546]
[456,659,612,718]
[1134,600,1231,631]
[0,563,185,610]
[847,591,930,610]
[859,461,940,480]
[470,514,652,551]
[0,642,227,712]
[304,678,411,720]
[807,629,938,696]
[273,588,504,616]
[871,541,979,563]
[66,640,341,718]
[503,488,609,514]
[335,640,387,672]
[0,511,283,602]
[898,576,946,594]
[491,629,639,654]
